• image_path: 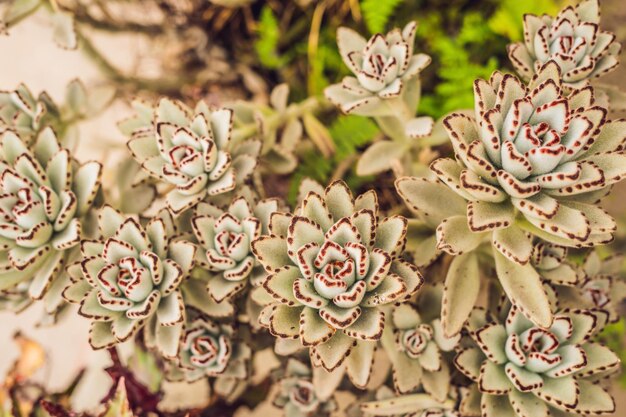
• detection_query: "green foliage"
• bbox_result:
[418,12,500,118]
[597,319,626,387]
[288,115,379,205]
[361,0,405,34]
[488,0,561,41]
[330,115,380,160]
[255,6,289,69]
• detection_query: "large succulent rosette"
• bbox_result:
[383,285,460,398]
[455,305,619,417]
[0,128,101,309]
[507,0,620,89]
[272,359,337,417]
[63,206,196,357]
[123,98,260,215]
[325,22,431,117]
[192,196,279,301]
[253,180,423,376]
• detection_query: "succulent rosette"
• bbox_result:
[455,305,619,417]
[383,285,460,398]
[0,85,60,141]
[0,128,101,308]
[507,0,620,89]
[192,195,279,302]
[530,240,583,287]
[253,180,423,378]
[555,250,626,322]
[396,61,626,331]
[324,22,431,117]
[123,98,260,215]
[168,315,251,390]
[62,206,196,357]
[272,359,337,417]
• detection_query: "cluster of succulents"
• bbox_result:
[1,0,625,416]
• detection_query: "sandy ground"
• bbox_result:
[0,2,625,415]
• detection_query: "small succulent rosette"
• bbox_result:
[122,98,260,215]
[191,195,279,302]
[325,22,431,118]
[507,0,620,90]
[360,385,458,417]
[232,84,303,175]
[63,206,196,357]
[383,285,460,398]
[555,250,626,322]
[530,240,583,287]
[455,305,619,417]
[0,85,60,142]
[253,180,423,385]
[272,359,337,417]
[0,128,101,311]
[166,312,251,399]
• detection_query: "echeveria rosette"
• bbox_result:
[507,0,620,90]
[192,196,279,302]
[556,250,626,322]
[398,62,626,332]
[455,305,619,417]
[325,21,431,118]
[167,316,251,393]
[124,98,260,215]
[383,285,460,399]
[253,180,423,378]
[530,240,583,287]
[0,85,60,142]
[272,359,337,417]
[0,128,101,308]
[62,205,196,358]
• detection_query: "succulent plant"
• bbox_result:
[192,195,279,302]
[554,250,626,322]
[383,285,460,398]
[530,240,583,287]
[0,85,60,142]
[123,98,260,215]
[232,84,304,175]
[272,359,337,417]
[396,61,626,332]
[253,180,423,377]
[167,315,251,387]
[455,304,619,417]
[507,0,620,90]
[324,22,431,119]
[0,128,101,306]
[62,206,196,357]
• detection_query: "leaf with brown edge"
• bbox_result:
[442,252,480,337]
[494,249,553,329]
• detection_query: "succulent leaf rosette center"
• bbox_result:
[181,320,231,374]
[400,324,433,358]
